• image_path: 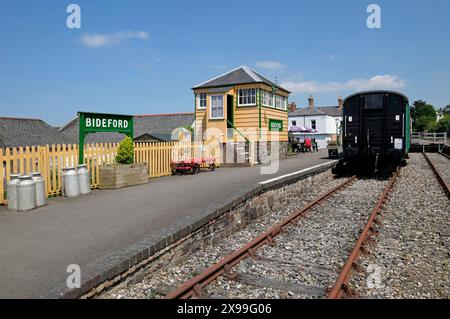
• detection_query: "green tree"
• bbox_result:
[411,100,426,124]
[411,100,436,132]
[115,136,134,165]
[435,114,450,134]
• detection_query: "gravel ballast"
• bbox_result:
[350,153,450,299]
[102,153,449,299]
[205,178,388,299]
[427,153,450,188]
[102,172,346,299]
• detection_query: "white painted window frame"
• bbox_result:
[262,90,274,108]
[275,95,286,110]
[238,88,257,107]
[210,95,224,120]
[197,93,207,110]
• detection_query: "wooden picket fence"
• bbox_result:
[0,141,219,205]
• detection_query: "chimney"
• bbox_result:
[308,95,314,108]
[338,96,343,110]
[288,102,297,112]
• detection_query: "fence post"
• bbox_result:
[0,148,4,205]
[95,143,100,187]
[38,146,49,198]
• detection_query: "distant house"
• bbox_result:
[436,105,450,122]
[288,96,343,149]
[0,117,72,149]
[193,65,290,162]
[60,113,194,144]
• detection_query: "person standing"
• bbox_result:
[305,137,312,152]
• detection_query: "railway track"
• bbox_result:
[106,152,447,299]
[164,173,399,299]
[349,153,449,298]
[423,152,450,199]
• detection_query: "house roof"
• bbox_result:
[0,117,72,148]
[60,113,194,144]
[193,65,291,93]
[289,106,343,117]
[135,133,170,142]
[438,105,450,114]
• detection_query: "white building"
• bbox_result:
[288,96,343,149]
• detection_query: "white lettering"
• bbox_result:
[83,116,132,131]
[177,304,211,316]
[66,4,81,29]
[66,264,81,289]
[367,4,382,29]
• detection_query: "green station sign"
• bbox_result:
[269,119,283,132]
[78,112,134,164]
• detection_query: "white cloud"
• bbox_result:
[255,61,286,70]
[282,75,406,94]
[80,31,149,48]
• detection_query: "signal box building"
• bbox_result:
[192,66,290,163]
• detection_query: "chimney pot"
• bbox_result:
[289,102,297,112]
[308,95,314,108]
[338,96,343,109]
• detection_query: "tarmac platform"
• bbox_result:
[0,150,337,298]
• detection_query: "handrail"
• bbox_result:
[227,119,249,144]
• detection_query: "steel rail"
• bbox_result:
[165,176,357,299]
[328,170,400,299]
[423,153,450,200]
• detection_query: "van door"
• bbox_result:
[362,93,384,156]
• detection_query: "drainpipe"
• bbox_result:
[258,88,262,140]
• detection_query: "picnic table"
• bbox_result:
[171,157,217,175]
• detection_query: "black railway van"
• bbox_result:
[343,91,411,170]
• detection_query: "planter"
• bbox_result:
[99,163,148,189]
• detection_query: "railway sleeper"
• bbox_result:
[229,273,326,298]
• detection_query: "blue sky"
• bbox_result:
[0,0,449,125]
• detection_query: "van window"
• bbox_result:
[365,94,384,109]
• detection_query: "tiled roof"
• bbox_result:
[317,106,343,116]
[60,113,194,144]
[289,106,342,117]
[0,117,72,148]
[193,66,291,93]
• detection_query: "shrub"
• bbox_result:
[115,136,134,165]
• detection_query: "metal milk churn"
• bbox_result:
[77,164,91,195]
[7,174,20,211]
[17,175,37,212]
[62,166,80,198]
[31,172,46,207]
